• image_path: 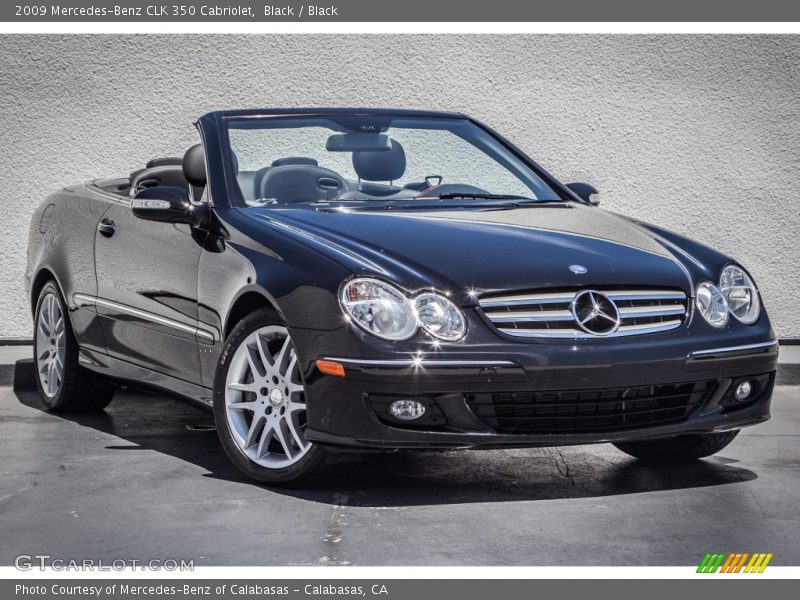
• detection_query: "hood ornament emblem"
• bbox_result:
[571,290,621,335]
[569,264,588,274]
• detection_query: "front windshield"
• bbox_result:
[223,115,563,206]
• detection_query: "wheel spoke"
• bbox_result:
[274,420,294,458]
[47,296,57,330]
[286,400,306,414]
[227,400,258,412]
[243,415,264,449]
[245,343,266,379]
[275,338,294,377]
[38,319,51,339]
[283,414,306,450]
[39,358,50,379]
[286,380,304,396]
[54,314,64,335]
[47,361,56,395]
[227,381,259,394]
[53,356,64,381]
[255,333,274,373]
[256,423,275,459]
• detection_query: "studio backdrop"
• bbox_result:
[1,35,797,339]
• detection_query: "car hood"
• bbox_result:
[247,203,710,303]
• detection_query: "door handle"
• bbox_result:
[97,218,116,238]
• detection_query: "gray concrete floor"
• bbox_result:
[0,361,798,566]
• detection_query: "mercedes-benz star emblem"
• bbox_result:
[569,264,588,274]
[571,290,621,335]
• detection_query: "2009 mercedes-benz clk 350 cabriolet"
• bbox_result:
[26,108,778,484]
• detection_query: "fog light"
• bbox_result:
[389,399,426,421]
[735,380,753,401]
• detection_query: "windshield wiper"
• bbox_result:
[436,193,533,200]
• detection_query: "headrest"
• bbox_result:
[272,157,319,167]
[183,144,207,187]
[352,140,406,182]
[146,157,183,169]
[231,151,239,174]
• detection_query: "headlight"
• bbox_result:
[340,278,417,340]
[719,265,761,324]
[340,278,467,342]
[413,293,467,341]
[695,281,729,328]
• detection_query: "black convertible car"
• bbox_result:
[26,108,778,484]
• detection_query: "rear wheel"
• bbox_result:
[213,310,329,485]
[613,431,739,461]
[33,281,115,412]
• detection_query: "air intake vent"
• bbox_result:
[479,288,688,339]
[468,380,713,433]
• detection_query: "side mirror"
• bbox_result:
[131,186,207,226]
[566,182,600,205]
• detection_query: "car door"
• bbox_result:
[93,194,207,383]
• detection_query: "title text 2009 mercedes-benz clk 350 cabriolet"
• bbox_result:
[26,108,778,483]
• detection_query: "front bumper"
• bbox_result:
[298,330,778,450]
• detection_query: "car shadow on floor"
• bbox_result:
[13,359,757,507]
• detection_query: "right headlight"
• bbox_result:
[339,278,467,342]
[340,278,418,341]
[695,281,729,328]
[719,265,761,324]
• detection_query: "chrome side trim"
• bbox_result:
[73,293,96,307]
[324,357,517,368]
[688,340,778,360]
[73,294,215,342]
[498,319,682,339]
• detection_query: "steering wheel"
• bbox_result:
[259,165,347,204]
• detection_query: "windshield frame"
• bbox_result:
[201,109,577,209]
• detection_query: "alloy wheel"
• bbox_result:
[224,325,311,469]
[36,292,66,398]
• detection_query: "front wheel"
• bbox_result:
[213,310,328,485]
[613,430,740,461]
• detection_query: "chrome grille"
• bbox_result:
[479,288,688,339]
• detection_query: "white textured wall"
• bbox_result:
[1,35,798,338]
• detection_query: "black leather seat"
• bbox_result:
[129,165,190,198]
[338,141,415,200]
[353,140,405,186]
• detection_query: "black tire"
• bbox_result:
[213,308,335,486]
[613,430,740,461]
[33,281,115,413]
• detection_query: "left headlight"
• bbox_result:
[340,278,467,342]
[719,265,761,324]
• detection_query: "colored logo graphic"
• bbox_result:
[697,552,773,573]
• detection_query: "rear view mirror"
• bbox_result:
[131,186,207,226]
[326,133,391,152]
[566,182,600,205]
